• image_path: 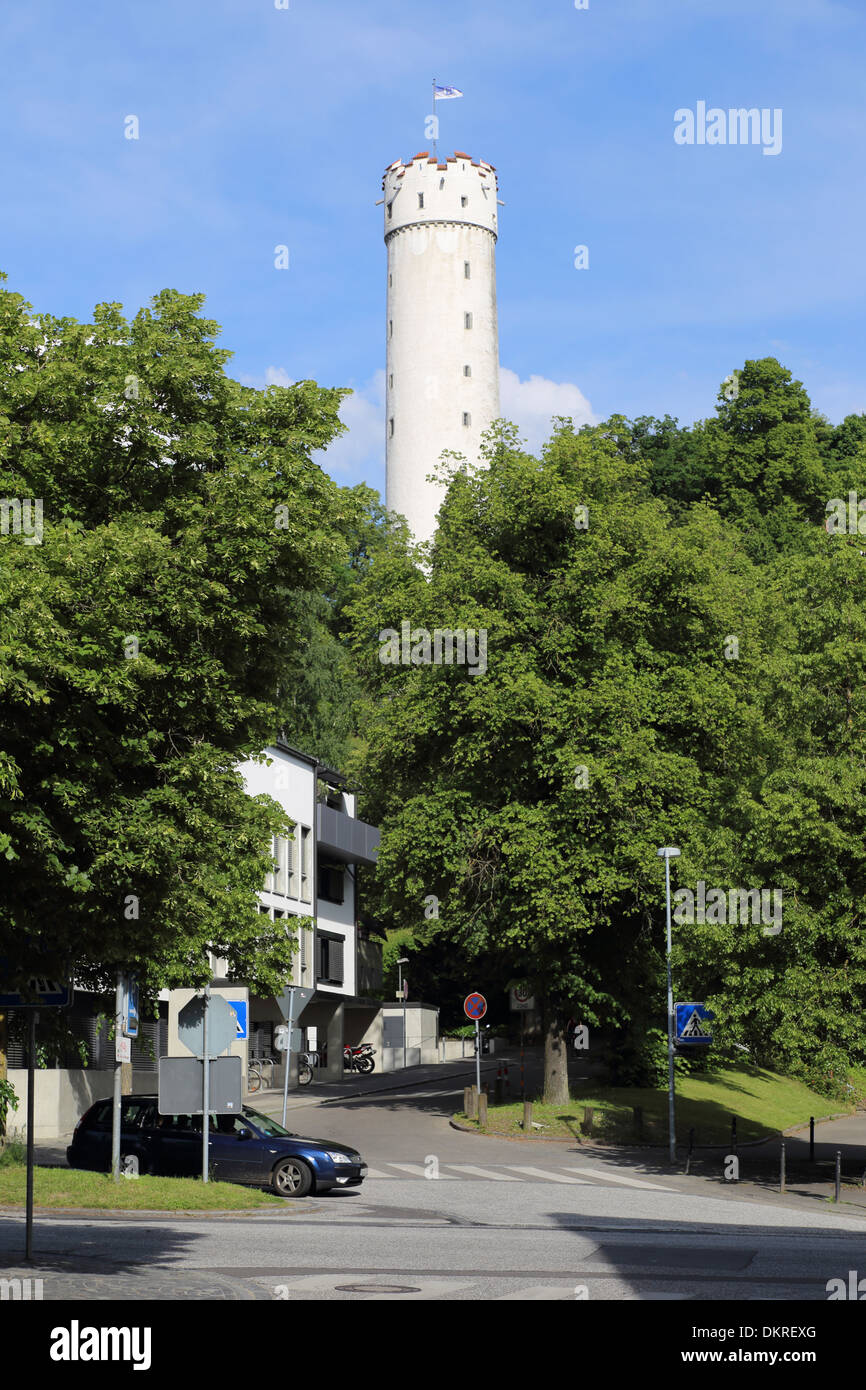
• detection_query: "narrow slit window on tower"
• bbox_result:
[418,192,424,208]
[389,273,392,286]
[464,261,471,279]
[463,364,471,377]
[461,196,468,207]
[463,412,471,427]
[464,312,472,329]
[389,418,394,437]
[387,202,393,219]
[389,374,393,388]
[389,319,393,337]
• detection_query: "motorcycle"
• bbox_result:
[343,1043,376,1075]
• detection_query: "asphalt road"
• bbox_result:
[3,1068,866,1302]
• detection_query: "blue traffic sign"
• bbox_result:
[675,1002,713,1045]
[123,978,139,1038]
[227,999,248,1040]
[0,978,71,1009]
[463,992,487,1021]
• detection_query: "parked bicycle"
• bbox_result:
[247,1056,277,1094]
[297,1050,319,1086]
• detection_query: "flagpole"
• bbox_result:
[432,78,437,161]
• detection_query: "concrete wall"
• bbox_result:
[5,1068,156,1142]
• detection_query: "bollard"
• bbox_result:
[809,1116,815,1163]
[780,1139,786,1193]
[685,1126,695,1175]
[478,1091,488,1128]
[523,1100,532,1132]
[835,1149,841,1203]
[583,1106,594,1137]
[466,1085,478,1120]
[504,1062,511,1097]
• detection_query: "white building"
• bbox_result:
[206,739,384,1083]
[383,150,502,545]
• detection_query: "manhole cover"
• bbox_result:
[334,1283,422,1294]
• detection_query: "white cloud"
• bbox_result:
[314,368,386,480]
[499,367,597,454]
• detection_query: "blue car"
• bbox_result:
[66,1094,367,1197]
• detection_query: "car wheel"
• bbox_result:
[271,1157,314,1198]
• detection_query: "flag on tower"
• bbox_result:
[434,84,463,99]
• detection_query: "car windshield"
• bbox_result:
[242,1107,294,1137]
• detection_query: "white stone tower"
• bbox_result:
[383,150,501,545]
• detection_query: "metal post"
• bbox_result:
[780,1139,786,1193]
[281,987,296,1129]
[475,1018,481,1097]
[202,984,210,1183]
[809,1116,815,1162]
[835,1149,841,1203]
[664,853,676,1163]
[25,1010,36,1261]
[111,971,123,1182]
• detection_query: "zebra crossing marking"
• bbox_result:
[506,1166,591,1184]
[385,1163,458,1179]
[563,1167,674,1191]
[444,1164,521,1181]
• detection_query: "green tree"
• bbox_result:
[0,275,356,998]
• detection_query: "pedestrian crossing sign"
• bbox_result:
[675,1002,713,1044]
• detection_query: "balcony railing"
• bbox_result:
[316,803,380,867]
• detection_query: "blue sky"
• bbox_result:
[2,0,864,498]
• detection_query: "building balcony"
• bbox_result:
[316,803,380,867]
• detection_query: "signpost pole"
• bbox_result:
[202,984,210,1183]
[475,1018,481,1096]
[664,854,676,1164]
[111,971,123,1182]
[281,987,296,1129]
[25,1010,36,1261]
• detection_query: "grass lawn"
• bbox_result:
[454,1065,860,1145]
[0,1157,287,1210]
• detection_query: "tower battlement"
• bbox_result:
[383,152,499,240]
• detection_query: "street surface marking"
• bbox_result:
[385,1163,458,1179]
[444,1164,521,1180]
[506,1166,591,1184]
[563,1167,674,1191]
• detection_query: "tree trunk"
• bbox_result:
[543,1011,569,1105]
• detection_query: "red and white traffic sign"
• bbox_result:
[464,992,487,1020]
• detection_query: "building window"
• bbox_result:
[318,859,345,905]
[389,417,394,437]
[464,261,471,278]
[464,312,472,329]
[317,932,344,986]
[463,412,471,427]
[389,273,392,286]
[300,825,312,903]
[268,828,298,898]
[418,192,424,208]
[387,202,393,220]
[461,196,468,207]
[389,319,393,337]
[463,364,471,377]
[389,374,393,388]
[275,834,288,896]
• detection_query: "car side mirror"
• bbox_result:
[238,1128,252,1140]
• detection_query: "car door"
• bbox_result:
[151,1114,201,1176]
[208,1114,268,1185]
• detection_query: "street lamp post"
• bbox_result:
[397,957,409,1066]
[656,846,681,1164]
